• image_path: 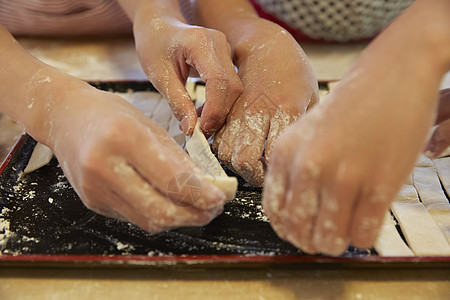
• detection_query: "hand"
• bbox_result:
[133,16,242,136]
[46,82,227,233]
[212,23,318,186]
[261,17,447,254]
[263,78,439,255]
[426,88,450,157]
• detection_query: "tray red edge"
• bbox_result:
[2,135,450,268]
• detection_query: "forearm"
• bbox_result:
[193,0,297,65]
[347,0,450,98]
[117,0,186,28]
[0,25,89,144]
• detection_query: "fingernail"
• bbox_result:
[424,150,436,159]
[181,117,191,135]
[424,141,437,158]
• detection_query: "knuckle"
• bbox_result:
[217,145,232,165]
[231,153,251,173]
[230,79,243,98]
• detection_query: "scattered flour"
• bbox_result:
[0,207,16,253]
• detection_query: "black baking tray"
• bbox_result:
[0,81,449,269]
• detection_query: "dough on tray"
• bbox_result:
[185,120,237,201]
[24,142,53,173]
[374,212,414,256]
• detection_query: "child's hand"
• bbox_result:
[262,48,442,255]
[212,23,318,186]
[47,83,227,233]
[133,17,242,136]
[426,89,450,157]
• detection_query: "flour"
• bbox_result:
[0,207,16,252]
[116,241,135,252]
[224,194,269,222]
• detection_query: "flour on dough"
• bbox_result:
[185,120,237,200]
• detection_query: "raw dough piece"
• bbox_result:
[168,114,185,147]
[24,142,53,173]
[412,166,448,206]
[426,203,450,244]
[185,120,237,200]
[374,212,414,256]
[149,98,173,131]
[390,182,450,256]
[433,156,450,194]
[195,85,206,109]
[391,201,450,256]
[129,91,162,120]
[185,80,196,101]
[395,184,421,204]
[415,154,433,167]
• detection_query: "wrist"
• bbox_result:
[231,19,297,65]
[127,0,186,36]
[24,68,93,146]
[393,0,450,75]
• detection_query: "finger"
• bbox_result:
[186,33,242,135]
[425,118,450,157]
[126,132,227,210]
[312,162,360,256]
[111,118,227,210]
[350,185,394,249]
[230,113,270,187]
[265,110,298,166]
[106,157,223,232]
[148,64,197,135]
[262,145,289,240]
[282,158,322,254]
[211,121,225,154]
[216,117,241,171]
[307,89,319,110]
[435,88,450,124]
[77,170,167,232]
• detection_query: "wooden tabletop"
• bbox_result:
[1,266,449,299]
[1,37,449,300]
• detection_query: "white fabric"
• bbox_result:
[255,0,415,41]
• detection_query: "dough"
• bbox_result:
[195,85,206,109]
[426,203,450,244]
[374,212,414,256]
[433,156,450,194]
[412,166,448,206]
[390,182,450,256]
[185,120,237,201]
[391,201,450,256]
[24,142,53,173]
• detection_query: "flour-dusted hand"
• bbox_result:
[191,1,318,186]
[48,83,227,232]
[0,22,228,232]
[212,22,317,186]
[263,0,450,255]
[118,0,242,137]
